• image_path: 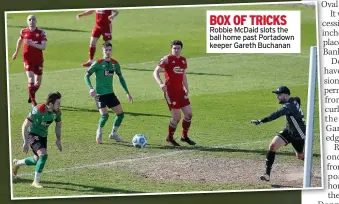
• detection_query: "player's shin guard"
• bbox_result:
[182,118,191,137]
[89,46,96,61]
[113,112,124,132]
[35,154,48,174]
[99,113,109,128]
[168,120,178,140]
[265,151,276,176]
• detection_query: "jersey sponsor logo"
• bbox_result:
[173,66,184,74]
[104,70,114,76]
[172,61,175,64]
[36,33,39,37]
[41,120,53,126]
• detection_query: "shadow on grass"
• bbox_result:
[122,67,232,77]
[108,141,321,158]
[13,177,145,194]
[61,106,170,118]
[8,25,89,33]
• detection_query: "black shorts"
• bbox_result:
[27,133,47,156]
[95,93,120,109]
[277,128,305,154]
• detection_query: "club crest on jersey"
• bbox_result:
[104,70,114,76]
[32,107,38,114]
[173,66,184,74]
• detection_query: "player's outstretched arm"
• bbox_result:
[12,36,23,60]
[153,66,166,93]
[55,121,62,152]
[251,105,288,125]
[21,119,32,153]
[76,10,94,19]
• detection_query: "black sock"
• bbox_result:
[265,150,276,176]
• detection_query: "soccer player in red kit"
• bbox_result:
[12,14,47,107]
[76,9,119,67]
[153,40,196,146]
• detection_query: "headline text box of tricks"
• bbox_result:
[206,10,301,53]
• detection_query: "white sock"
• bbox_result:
[34,172,41,182]
[112,126,118,134]
[16,159,26,166]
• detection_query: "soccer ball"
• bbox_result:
[132,134,147,148]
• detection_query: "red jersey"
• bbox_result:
[20,27,47,63]
[95,10,112,26]
[158,54,188,94]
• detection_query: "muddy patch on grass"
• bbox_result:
[121,155,322,189]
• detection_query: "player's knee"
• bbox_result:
[117,112,124,119]
[102,113,109,121]
[171,118,180,126]
[40,154,48,161]
[185,113,192,120]
[268,143,277,151]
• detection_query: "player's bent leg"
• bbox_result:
[260,136,287,181]
[32,148,47,188]
[109,104,124,142]
[26,71,36,106]
[96,108,109,144]
[166,109,181,146]
[180,105,195,145]
[12,156,38,178]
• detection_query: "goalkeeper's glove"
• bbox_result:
[250,119,261,125]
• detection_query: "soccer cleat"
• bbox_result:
[260,174,270,181]
[109,132,124,142]
[31,180,43,188]
[180,136,196,145]
[166,137,180,146]
[82,60,93,67]
[12,159,19,177]
[96,128,102,144]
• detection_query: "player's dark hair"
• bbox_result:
[171,40,183,49]
[102,41,112,48]
[46,92,62,105]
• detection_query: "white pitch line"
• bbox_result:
[15,140,267,177]
[8,53,309,77]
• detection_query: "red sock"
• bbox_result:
[89,46,96,60]
[28,83,36,104]
[182,118,191,137]
[168,121,177,140]
[33,84,40,93]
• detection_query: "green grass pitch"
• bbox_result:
[6,3,321,198]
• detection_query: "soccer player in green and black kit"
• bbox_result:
[84,42,133,144]
[12,92,63,188]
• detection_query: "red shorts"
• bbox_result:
[164,92,190,110]
[91,24,112,41]
[24,61,43,75]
